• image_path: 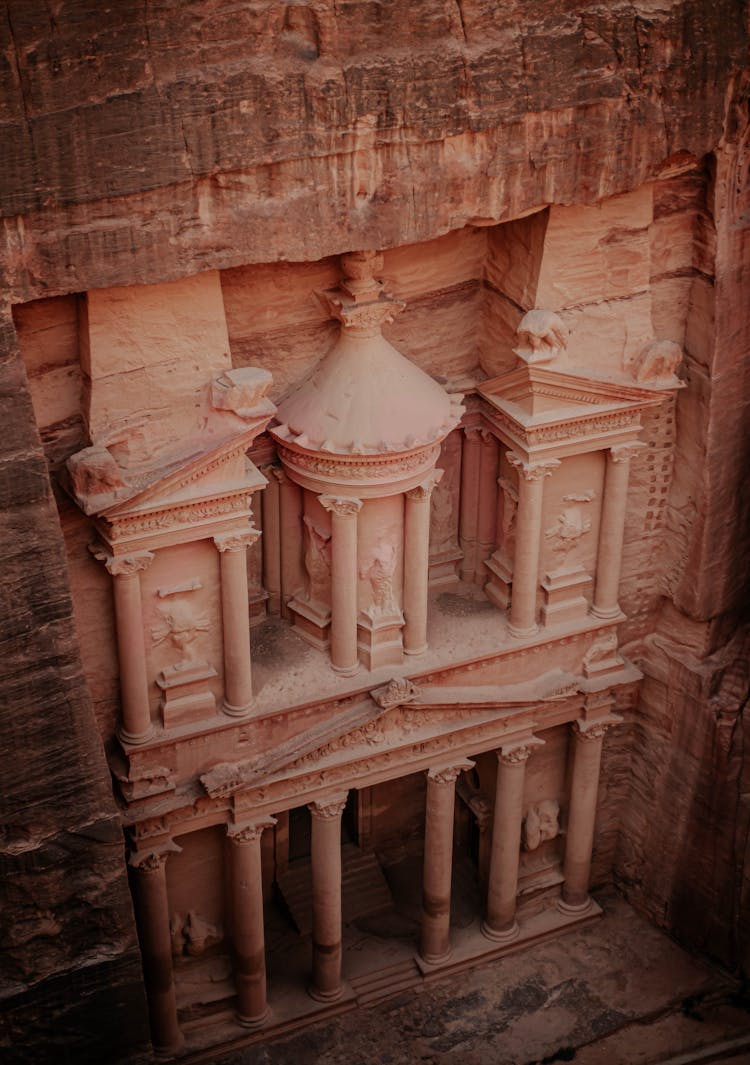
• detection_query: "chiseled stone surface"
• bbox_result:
[0,2,749,1062]
[0,2,746,298]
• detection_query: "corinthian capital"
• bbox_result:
[507,454,561,482]
[609,442,646,464]
[406,468,444,502]
[213,528,261,553]
[426,759,475,785]
[308,794,348,820]
[319,496,363,518]
[104,551,155,577]
[227,816,277,844]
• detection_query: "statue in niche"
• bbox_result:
[498,477,519,556]
[151,600,209,661]
[360,540,397,616]
[522,799,560,851]
[303,516,331,604]
[545,506,591,562]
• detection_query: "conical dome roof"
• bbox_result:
[271,252,463,471]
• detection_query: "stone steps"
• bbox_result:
[349,958,421,1007]
[276,844,394,936]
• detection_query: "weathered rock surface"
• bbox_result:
[0,313,149,1063]
[0,2,749,1062]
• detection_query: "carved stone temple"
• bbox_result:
[2,4,749,1063]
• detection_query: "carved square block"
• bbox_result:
[541,567,592,626]
[288,595,331,652]
[357,609,405,671]
[157,660,218,728]
[484,552,513,610]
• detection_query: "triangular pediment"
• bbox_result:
[102,426,267,519]
[199,670,583,799]
[479,365,663,428]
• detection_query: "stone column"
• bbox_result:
[559,719,611,913]
[308,794,348,1001]
[459,426,482,582]
[214,530,260,717]
[476,430,500,571]
[275,466,304,620]
[319,497,362,675]
[592,443,644,619]
[483,740,540,942]
[419,760,474,964]
[260,465,282,614]
[227,817,277,1028]
[403,470,442,655]
[129,844,183,1056]
[507,455,560,637]
[106,552,155,745]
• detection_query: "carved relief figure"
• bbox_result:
[303,516,331,604]
[632,339,683,384]
[545,506,591,561]
[151,600,210,661]
[522,799,560,851]
[583,632,618,668]
[170,911,223,957]
[498,476,519,555]
[514,309,569,363]
[430,461,459,551]
[360,540,398,615]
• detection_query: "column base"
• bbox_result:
[508,622,538,639]
[223,699,254,718]
[307,982,345,1003]
[236,1006,270,1030]
[481,919,520,944]
[331,661,359,677]
[417,947,452,966]
[557,895,595,916]
[404,642,428,656]
[590,604,621,620]
[153,1032,185,1059]
[117,723,155,746]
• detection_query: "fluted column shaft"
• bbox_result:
[320,497,362,675]
[215,530,259,716]
[227,818,276,1027]
[483,741,539,941]
[129,846,183,1056]
[560,722,608,911]
[308,795,348,1001]
[508,456,559,636]
[592,444,643,619]
[404,471,442,655]
[106,552,154,744]
[419,761,473,964]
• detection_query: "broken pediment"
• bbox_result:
[479,363,669,457]
[64,367,275,545]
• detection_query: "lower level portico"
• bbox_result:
[126,688,622,1057]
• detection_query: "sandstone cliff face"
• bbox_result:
[0,316,149,1063]
[0,2,749,1062]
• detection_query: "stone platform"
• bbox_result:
[177,889,750,1065]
